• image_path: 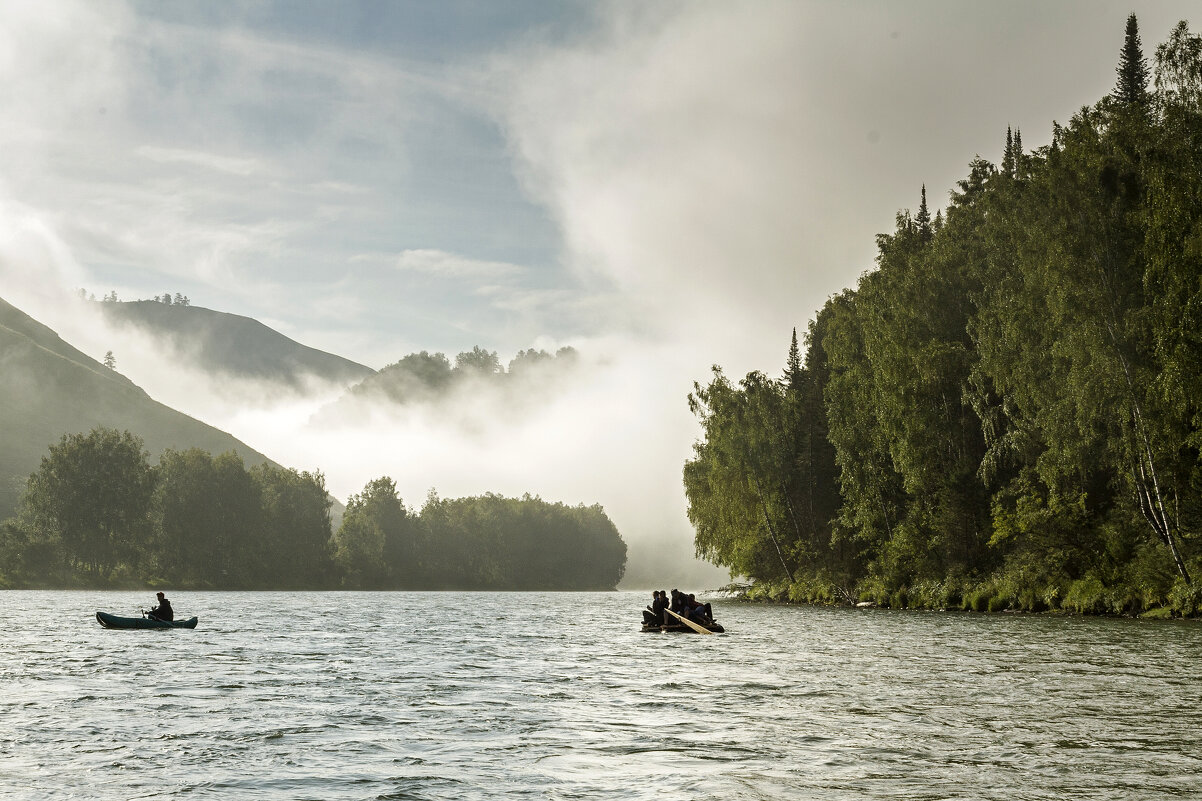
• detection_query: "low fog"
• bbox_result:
[5,279,730,588]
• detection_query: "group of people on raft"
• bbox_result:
[641,589,716,628]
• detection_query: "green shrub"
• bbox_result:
[854,575,891,607]
[1169,580,1202,617]
[1063,575,1107,615]
[965,589,990,612]
[907,579,960,610]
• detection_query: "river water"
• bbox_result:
[1,591,1199,800]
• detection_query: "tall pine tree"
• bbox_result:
[916,184,932,242]
[1114,13,1150,107]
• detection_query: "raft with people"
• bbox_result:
[640,589,725,634]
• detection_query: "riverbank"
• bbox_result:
[721,574,1202,619]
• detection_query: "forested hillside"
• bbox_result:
[0,296,274,521]
[684,17,1202,616]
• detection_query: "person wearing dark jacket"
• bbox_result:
[642,591,659,626]
[685,594,713,625]
[642,590,670,626]
[652,590,668,624]
[147,592,173,622]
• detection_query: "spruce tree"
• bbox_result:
[1114,13,1149,107]
[784,327,803,390]
[916,184,932,242]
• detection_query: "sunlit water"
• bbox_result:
[2,591,1200,800]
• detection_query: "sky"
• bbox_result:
[1,1,1198,587]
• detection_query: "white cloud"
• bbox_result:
[136,146,264,177]
[393,249,526,280]
[491,2,834,370]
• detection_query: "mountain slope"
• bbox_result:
[96,300,375,387]
[0,296,276,520]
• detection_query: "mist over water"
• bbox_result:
[4,591,1200,800]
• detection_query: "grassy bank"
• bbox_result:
[731,572,1202,619]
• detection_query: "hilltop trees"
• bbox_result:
[345,346,579,407]
[686,16,1202,614]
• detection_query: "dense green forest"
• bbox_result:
[0,427,626,590]
[685,16,1202,617]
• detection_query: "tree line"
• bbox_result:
[79,289,191,305]
[346,346,580,406]
[684,16,1202,616]
[0,427,626,590]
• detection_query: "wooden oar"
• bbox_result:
[664,607,713,635]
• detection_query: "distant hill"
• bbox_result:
[0,296,278,521]
[95,299,375,387]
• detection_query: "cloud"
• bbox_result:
[0,1,487,329]
[136,146,265,177]
[0,197,88,311]
[490,3,830,365]
[392,248,526,280]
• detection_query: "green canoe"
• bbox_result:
[95,611,198,629]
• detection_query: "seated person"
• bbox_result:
[642,590,661,625]
[147,591,173,622]
[685,594,713,625]
[652,589,668,624]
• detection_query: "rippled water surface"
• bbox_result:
[2,591,1200,799]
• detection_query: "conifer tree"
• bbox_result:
[1002,126,1015,177]
[916,184,932,242]
[784,327,803,390]
[1114,13,1150,107]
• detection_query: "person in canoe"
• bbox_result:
[146,591,174,622]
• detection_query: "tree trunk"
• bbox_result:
[751,477,795,583]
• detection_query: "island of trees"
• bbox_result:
[0,427,626,590]
[685,16,1202,617]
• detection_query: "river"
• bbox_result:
[2,591,1199,799]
